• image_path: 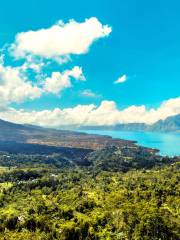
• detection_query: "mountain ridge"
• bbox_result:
[79,114,180,133]
[0,118,139,151]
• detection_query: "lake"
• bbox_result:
[81,130,180,156]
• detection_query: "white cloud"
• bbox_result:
[0,52,85,104]
[44,66,85,94]
[44,72,71,95]
[20,55,45,73]
[0,63,42,106]
[0,17,111,107]
[67,66,85,81]
[80,89,100,98]
[114,74,127,84]
[10,17,112,61]
[1,97,180,127]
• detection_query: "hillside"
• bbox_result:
[0,119,136,151]
[0,118,161,167]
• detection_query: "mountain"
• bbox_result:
[80,114,180,133]
[0,118,137,151]
[150,114,180,132]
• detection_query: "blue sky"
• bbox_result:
[0,0,180,126]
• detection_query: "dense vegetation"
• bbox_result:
[0,149,179,239]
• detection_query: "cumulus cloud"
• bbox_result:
[44,66,85,94]
[10,17,112,61]
[1,97,180,127]
[0,61,85,105]
[0,62,42,106]
[114,74,127,84]
[67,66,85,81]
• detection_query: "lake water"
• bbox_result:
[81,130,180,156]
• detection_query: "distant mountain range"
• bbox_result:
[150,114,180,132]
[80,114,180,133]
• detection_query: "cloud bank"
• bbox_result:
[1,97,180,127]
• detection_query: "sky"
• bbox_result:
[0,0,180,127]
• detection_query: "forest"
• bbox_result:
[0,148,179,240]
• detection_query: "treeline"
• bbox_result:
[0,146,179,172]
[0,141,92,163]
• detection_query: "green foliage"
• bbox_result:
[0,161,179,239]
